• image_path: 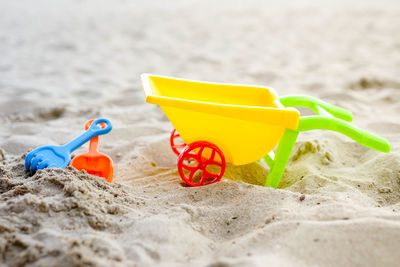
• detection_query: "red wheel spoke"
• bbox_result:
[197,146,205,158]
[209,149,216,161]
[172,144,186,148]
[199,170,219,185]
[186,153,200,161]
[181,163,198,172]
[204,170,220,178]
[199,171,207,185]
[187,170,196,182]
[204,160,224,167]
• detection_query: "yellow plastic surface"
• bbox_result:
[141,74,300,165]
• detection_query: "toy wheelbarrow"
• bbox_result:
[141,74,391,188]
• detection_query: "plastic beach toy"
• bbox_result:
[70,119,114,182]
[141,74,391,188]
[25,118,112,173]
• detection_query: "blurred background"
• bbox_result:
[0,0,399,155]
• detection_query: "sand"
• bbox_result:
[1,0,400,266]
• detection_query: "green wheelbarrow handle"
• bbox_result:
[263,95,391,188]
[280,95,353,122]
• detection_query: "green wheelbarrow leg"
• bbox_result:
[264,129,299,188]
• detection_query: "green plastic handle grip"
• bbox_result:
[280,95,353,122]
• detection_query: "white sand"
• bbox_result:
[1,0,400,266]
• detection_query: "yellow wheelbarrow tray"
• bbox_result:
[141,74,391,188]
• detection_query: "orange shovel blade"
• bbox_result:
[71,153,114,182]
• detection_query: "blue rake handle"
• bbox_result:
[63,118,112,153]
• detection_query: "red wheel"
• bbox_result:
[170,129,186,156]
[177,141,226,187]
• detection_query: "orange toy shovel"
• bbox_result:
[70,119,114,182]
